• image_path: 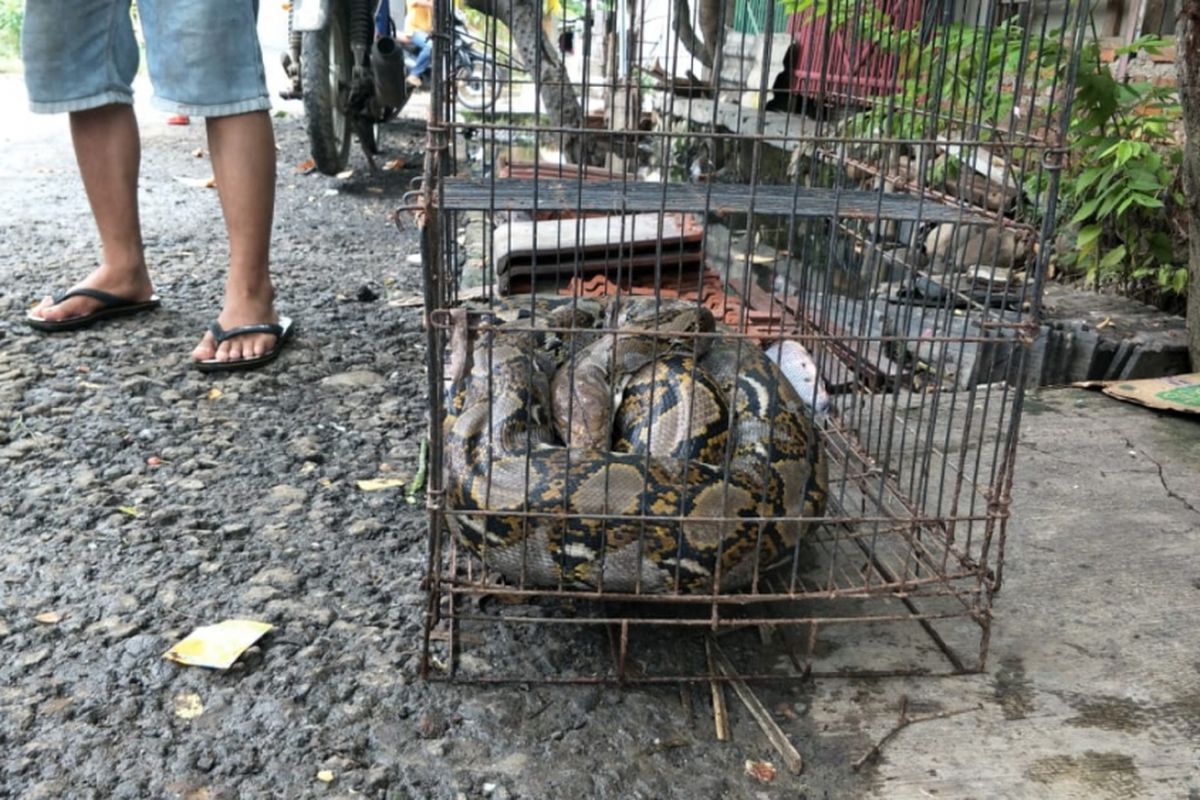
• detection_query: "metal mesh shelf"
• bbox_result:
[437,177,994,223]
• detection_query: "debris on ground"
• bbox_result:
[1075,373,1200,416]
[163,620,274,670]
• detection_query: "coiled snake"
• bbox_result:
[443,296,827,593]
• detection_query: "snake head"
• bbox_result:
[551,368,611,450]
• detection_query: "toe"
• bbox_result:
[224,339,245,363]
[31,295,62,321]
[192,331,218,362]
[251,334,272,359]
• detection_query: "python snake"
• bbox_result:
[442,296,827,593]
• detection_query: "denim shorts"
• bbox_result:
[22,0,270,117]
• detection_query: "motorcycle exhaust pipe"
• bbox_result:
[371,37,409,107]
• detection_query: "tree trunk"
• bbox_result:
[698,0,724,67]
[463,0,593,163]
[672,0,712,68]
[1179,0,1200,369]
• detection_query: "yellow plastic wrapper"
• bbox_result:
[162,619,273,669]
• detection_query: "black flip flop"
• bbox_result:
[192,316,295,373]
[26,288,161,332]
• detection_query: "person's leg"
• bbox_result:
[412,30,432,77]
[190,111,279,364]
[22,0,155,323]
[137,0,281,364]
[29,104,156,322]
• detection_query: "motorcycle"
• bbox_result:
[284,0,501,175]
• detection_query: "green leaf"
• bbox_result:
[1099,245,1127,271]
[1126,180,1165,194]
[1116,141,1134,166]
[1069,197,1102,225]
[1130,194,1164,208]
[1172,268,1189,294]
[1072,166,1105,193]
[1096,193,1123,220]
[1076,224,1104,249]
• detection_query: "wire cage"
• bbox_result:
[417,0,1088,684]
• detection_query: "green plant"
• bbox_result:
[782,0,1189,303]
[1058,36,1188,299]
[0,0,22,64]
[785,0,1040,140]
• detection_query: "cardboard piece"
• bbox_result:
[1074,373,1200,416]
[163,619,273,669]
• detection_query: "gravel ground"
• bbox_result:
[0,102,878,798]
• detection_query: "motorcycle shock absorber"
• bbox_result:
[279,2,303,99]
[349,0,373,74]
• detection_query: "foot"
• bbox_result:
[31,264,154,324]
[191,292,280,365]
[406,74,422,89]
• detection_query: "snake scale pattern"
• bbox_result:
[443,296,827,593]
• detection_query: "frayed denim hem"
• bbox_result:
[28,91,133,115]
[151,95,273,118]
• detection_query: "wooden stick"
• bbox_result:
[852,695,981,771]
[709,637,804,775]
[704,638,730,742]
[679,682,694,726]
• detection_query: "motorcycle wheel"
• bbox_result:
[302,5,353,175]
[455,57,502,112]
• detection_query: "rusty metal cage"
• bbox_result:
[417,0,1088,683]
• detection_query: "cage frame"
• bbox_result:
[415,0,1089,685]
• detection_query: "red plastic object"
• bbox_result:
[788,0,923,102]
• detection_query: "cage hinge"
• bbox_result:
[1040,147,1069,172]
[425,487,446,511]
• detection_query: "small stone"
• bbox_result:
[241,585,281,605]
[363,767,392,792]
[177,478,206,492]
[356,285,379,302]
[72,468,97,489]
[269,484,307,504]
[86,617,140,642]
[289,436,324,463]
[264,598,335,627]
[173,692,205,719]
[150,507,182,527]
[17,648,50,669]
[348,518,385,536]
[320,370,385,389]
[220,523,251,538]
[249,566,300,592]
[415,711,448,739]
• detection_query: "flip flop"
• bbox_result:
[26,288,162,332]
[192,316,295,373]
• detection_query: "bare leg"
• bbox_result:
[31,104,155,322]
[191,110,280,364]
